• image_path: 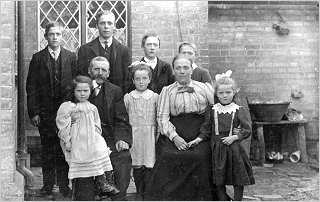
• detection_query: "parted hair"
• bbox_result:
[171,54,193,68]
[44,21,63,36]
[95,10,115,25]
[213,76,240,104]
[130,64,153,80]
[65,76,93,103]
[141,33,161,48]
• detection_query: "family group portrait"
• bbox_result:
[0,1,318,201]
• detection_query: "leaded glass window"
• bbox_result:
[38,1,128,52]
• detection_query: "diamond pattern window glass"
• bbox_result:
[38,1,80,52]
[86,1,128,45]
[38,1,128,52]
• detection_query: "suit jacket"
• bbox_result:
[192,65,213,85]
[77,37,131,93]
[91,81,132,150]
[26,46,77,120]
[127,57,175,94]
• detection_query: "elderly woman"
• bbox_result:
[145,54,215,201]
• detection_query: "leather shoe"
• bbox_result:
[59,186,71,197]
[39,186,53,195]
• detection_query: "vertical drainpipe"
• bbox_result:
[16,1,35,188]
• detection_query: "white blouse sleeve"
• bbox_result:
[157,87,178,141]
[56,102,72,144]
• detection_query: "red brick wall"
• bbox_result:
[208,2,319,120]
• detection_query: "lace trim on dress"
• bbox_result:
[212,102,239,114]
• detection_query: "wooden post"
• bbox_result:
[256,125,265,165]
[297,124,308,163]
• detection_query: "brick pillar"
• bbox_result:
[0,1,24,200]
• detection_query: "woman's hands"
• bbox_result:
[173,136,204,150]
[221,135,239,145]
[65,141,71,152]
[172,135,189,151]
[188,137,203,148]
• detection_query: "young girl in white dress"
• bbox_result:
[56,76,120,197]
[124,63,159,200]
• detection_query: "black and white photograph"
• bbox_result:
[0,1,318,201]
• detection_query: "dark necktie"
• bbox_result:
[177,86,195,93]
[105,41,109,51]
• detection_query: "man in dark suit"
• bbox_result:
[78,10,131,93]
[127,33,175,94]
[26,22,77,197]
[73,56,132,201]
[178,42,213,85]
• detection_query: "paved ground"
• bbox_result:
[25,161,318,201]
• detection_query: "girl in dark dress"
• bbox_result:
[189,70,255,201]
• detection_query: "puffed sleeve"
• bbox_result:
[56,102,72,144]
[204,82,215,105]
[199,105,213,141]
[236,106,252,141]
[157,87,178,141]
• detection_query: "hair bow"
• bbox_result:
[215,70,232,81]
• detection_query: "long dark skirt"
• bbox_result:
[145,114,214,201]
[211,132,255,186]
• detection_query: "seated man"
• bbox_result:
[73,56,132,201]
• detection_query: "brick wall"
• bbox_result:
[0,1,24,200]
[207,2,319,159]
[208,2,319,119]
[131,1,209,68]
[24,1,38,134]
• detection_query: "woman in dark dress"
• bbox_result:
[145,54,215,201]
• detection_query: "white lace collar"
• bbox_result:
[212,102,239,114]
[131,89,153,100]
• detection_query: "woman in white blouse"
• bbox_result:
[145,54,216,201]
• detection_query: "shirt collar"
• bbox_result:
[92,80,101,89]
[48,46,61,55]
[192,62,198,70]
[99,36,113,47]
[144,57,157,69]
[131,89,153,100]
[176,80,194,88]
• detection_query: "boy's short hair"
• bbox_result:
[44,21,63,36]
[178,42,198,55]
[141,33,161,48]
[95,10,115,25]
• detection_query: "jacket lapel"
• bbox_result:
[60,47,72,93]
[141,57,163,79]
[90,37,100,57]
[112,38,118,66]
[155,57,163,79]
[44,47,54,90]
[103,81,114,114]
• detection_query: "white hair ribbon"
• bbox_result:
[215,70,232,81]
